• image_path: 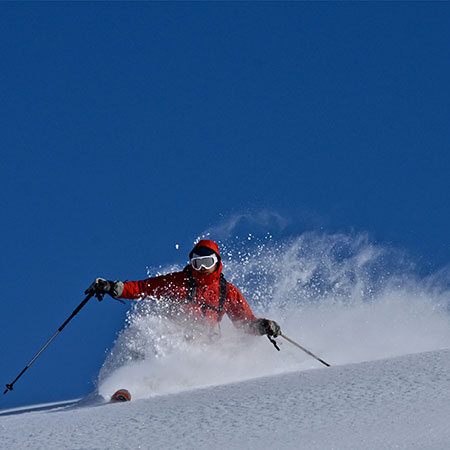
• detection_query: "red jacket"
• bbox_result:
[119,240,258,330]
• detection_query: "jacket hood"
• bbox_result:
[189,240,222,285]
[189,239,221,259]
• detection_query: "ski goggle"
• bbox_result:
[190,253,218,271]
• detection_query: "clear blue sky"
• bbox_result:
[1,2,449,408]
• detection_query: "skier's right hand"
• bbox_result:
[85,278,124,298]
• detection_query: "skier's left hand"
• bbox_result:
[255,318,281,337]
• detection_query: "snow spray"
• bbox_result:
[97,232,450,401]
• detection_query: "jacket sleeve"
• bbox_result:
[119,274,181,301]
[225,284,260,333]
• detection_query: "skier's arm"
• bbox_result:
[120,275,177,300]
[119,279,153,300]
[226,285,281,337]
[85,275,174,301]
[226,285,263,334]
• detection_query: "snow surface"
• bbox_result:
[2,349,450,450]
[2,234,450,449]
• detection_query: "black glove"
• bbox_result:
[85,278,123,298]
[254,318,281,337]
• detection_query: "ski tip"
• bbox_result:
[110,389,131,403]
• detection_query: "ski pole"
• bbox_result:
[280,333,330,367]
[4,292,96,395]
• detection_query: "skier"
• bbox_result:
[86,239,280,338]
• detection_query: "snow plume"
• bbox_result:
[97,232,450,401]
[197,211,289,241]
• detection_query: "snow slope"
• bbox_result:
[2,349,450,450]
[3,233,450,449]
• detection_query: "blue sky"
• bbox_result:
[2,2,450,408]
